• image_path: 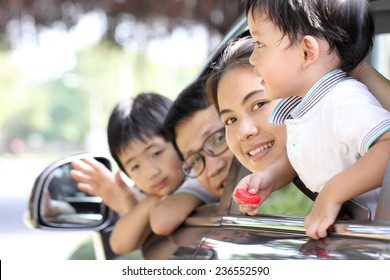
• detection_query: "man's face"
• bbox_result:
[175,106,234,198]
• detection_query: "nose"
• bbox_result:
[237,119,259,142]
[249,52,262,77]
[203,153,226,178]
[147,161,161,179]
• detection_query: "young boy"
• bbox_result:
[235,0,390,240]
[71,92,216,255]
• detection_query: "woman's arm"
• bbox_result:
[233,148,297,215]
[349,61,390,110]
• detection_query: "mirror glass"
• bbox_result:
[40,161,106,227]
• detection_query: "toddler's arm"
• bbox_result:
[304,130,390,239]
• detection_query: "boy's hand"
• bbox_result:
[232,171,274,215]
[70,157,141,215]
[304,192,342,240]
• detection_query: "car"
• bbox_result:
[25,0,390,260]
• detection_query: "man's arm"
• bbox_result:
[150,193,203,235]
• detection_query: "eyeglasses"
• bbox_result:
[180,127,228,178]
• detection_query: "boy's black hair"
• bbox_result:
[107,92,172,174]
[244,0,374,71]
[164,76,209,161]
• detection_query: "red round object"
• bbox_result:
[235,189,261,204]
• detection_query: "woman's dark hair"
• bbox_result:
[205,35,255,112]
[107,92,172,174]
[243,0,374,71]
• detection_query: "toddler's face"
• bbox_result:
[118,135,184,196]
[247,9,304,100]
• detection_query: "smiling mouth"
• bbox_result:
[248,141,274,156]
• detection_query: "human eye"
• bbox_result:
[183,153,202,174]
[181,162,193,176]
[189,154,202,166]
[223,116,236,126]
[255,41,264,48]
[212,130,226,146]
[252,101,267,111]
[152,149,164,158]
[129,164,140,172]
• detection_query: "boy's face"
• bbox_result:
[247,10,304,99]
[118,135,184,196]
[175,106,234,198]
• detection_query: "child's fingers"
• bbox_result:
[70,169,90,182]
[82,157,106,171]
[71,159,95,175]
[76,183,97,196]
[114,171,127,189]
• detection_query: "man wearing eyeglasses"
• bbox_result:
[150,76,235,235]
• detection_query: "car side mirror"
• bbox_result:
[24,154,117,230]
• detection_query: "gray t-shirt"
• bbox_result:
[175,178,218,204]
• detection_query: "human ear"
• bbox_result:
[300,35,319,68]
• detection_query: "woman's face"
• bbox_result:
[217,65,286,173]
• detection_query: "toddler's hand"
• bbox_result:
[304,193,342,240]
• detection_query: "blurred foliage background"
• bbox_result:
[0,0,243,157]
